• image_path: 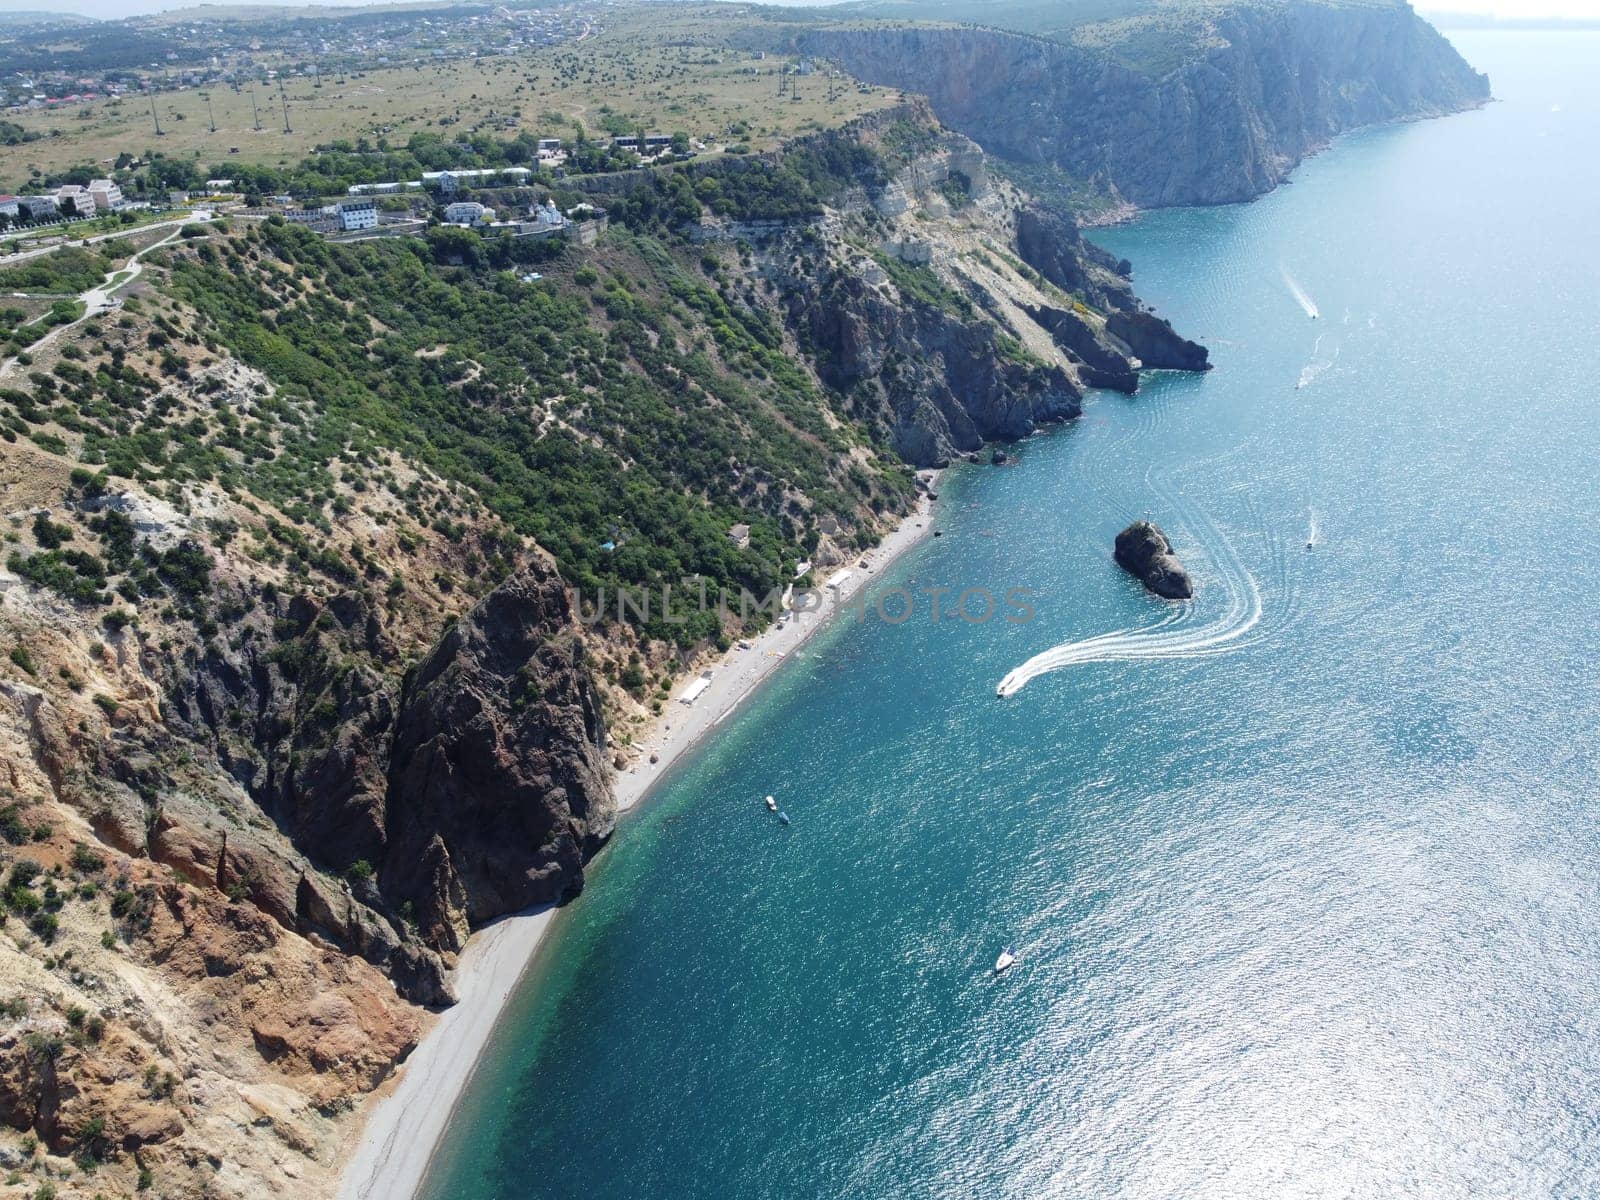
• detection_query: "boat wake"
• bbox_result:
[1281,265,1320,320]
[995,490,1263,698]
[1295,334,1340,390]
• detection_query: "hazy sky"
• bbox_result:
[5,0,1599,24]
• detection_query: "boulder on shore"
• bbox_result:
[1114,521,1193,599]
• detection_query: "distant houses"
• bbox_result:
[606,133,675,156]
[52,179,125,216]
[282,198,378,233]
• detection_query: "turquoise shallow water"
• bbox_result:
[426,32,1600,1200]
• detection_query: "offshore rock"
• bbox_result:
[1115,521,1194,600]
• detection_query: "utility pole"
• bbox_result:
[204,92,216,133]
[251,90,261,131]
[148,90,163,136]
[277,77,292,134]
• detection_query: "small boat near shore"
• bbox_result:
[994,945,1017,974]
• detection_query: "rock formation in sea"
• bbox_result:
[1115,521,1195,599]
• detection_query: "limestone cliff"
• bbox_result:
[701,109,1211,466]
[801,2,1489,207]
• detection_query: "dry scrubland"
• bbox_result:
[4,5,899,177]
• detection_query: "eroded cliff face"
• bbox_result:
[789,267,1083,466]
[747,119,1207,465]
[803,4,1489,207]
[383,560,613,952]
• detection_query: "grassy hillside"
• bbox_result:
[2,5,898,179]
[802,0,1409,73]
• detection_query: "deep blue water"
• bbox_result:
[427,32,1600,1199]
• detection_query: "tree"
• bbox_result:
[424,224,484,267]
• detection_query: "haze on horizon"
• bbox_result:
[4,0,1598,24]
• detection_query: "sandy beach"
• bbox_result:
[336,487,937,1200]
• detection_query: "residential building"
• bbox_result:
[0,196,17,218]
[728,523,751,549]
[55,184,93,215]
[16,195,58,220]
[333,198,378,231]
[88,178,124,212]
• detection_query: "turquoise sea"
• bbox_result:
[427,32,1600,1199]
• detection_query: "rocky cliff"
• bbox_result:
[802,2,1489,207]
[0,98,1208,1198]
[383,560,613,953]
[788,265,1083,466]
[704,109,1212,466]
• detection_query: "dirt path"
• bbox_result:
[0,223,192,382]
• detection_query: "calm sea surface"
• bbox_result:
[427,32,1600,1199]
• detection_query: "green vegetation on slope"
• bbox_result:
[155,219,908,645]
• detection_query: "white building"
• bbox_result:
[55,184,93,215]
[422,167,532,195]
[443,200,493,226]
[528,198,564,232]
[88,178,124,212]
[16,195,58,220]
[333,199,378,231]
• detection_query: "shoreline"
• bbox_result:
[335,485,939,1200]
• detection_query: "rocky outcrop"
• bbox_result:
[1015,206,1208,382]
[382,557,614,952]
[1106,310,1211,373]
[790,267,1082,467]
[1026,304,1138,392]
[1015,207,1132,310]
[1115,521,1194,599]
[803,3,1489,207]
